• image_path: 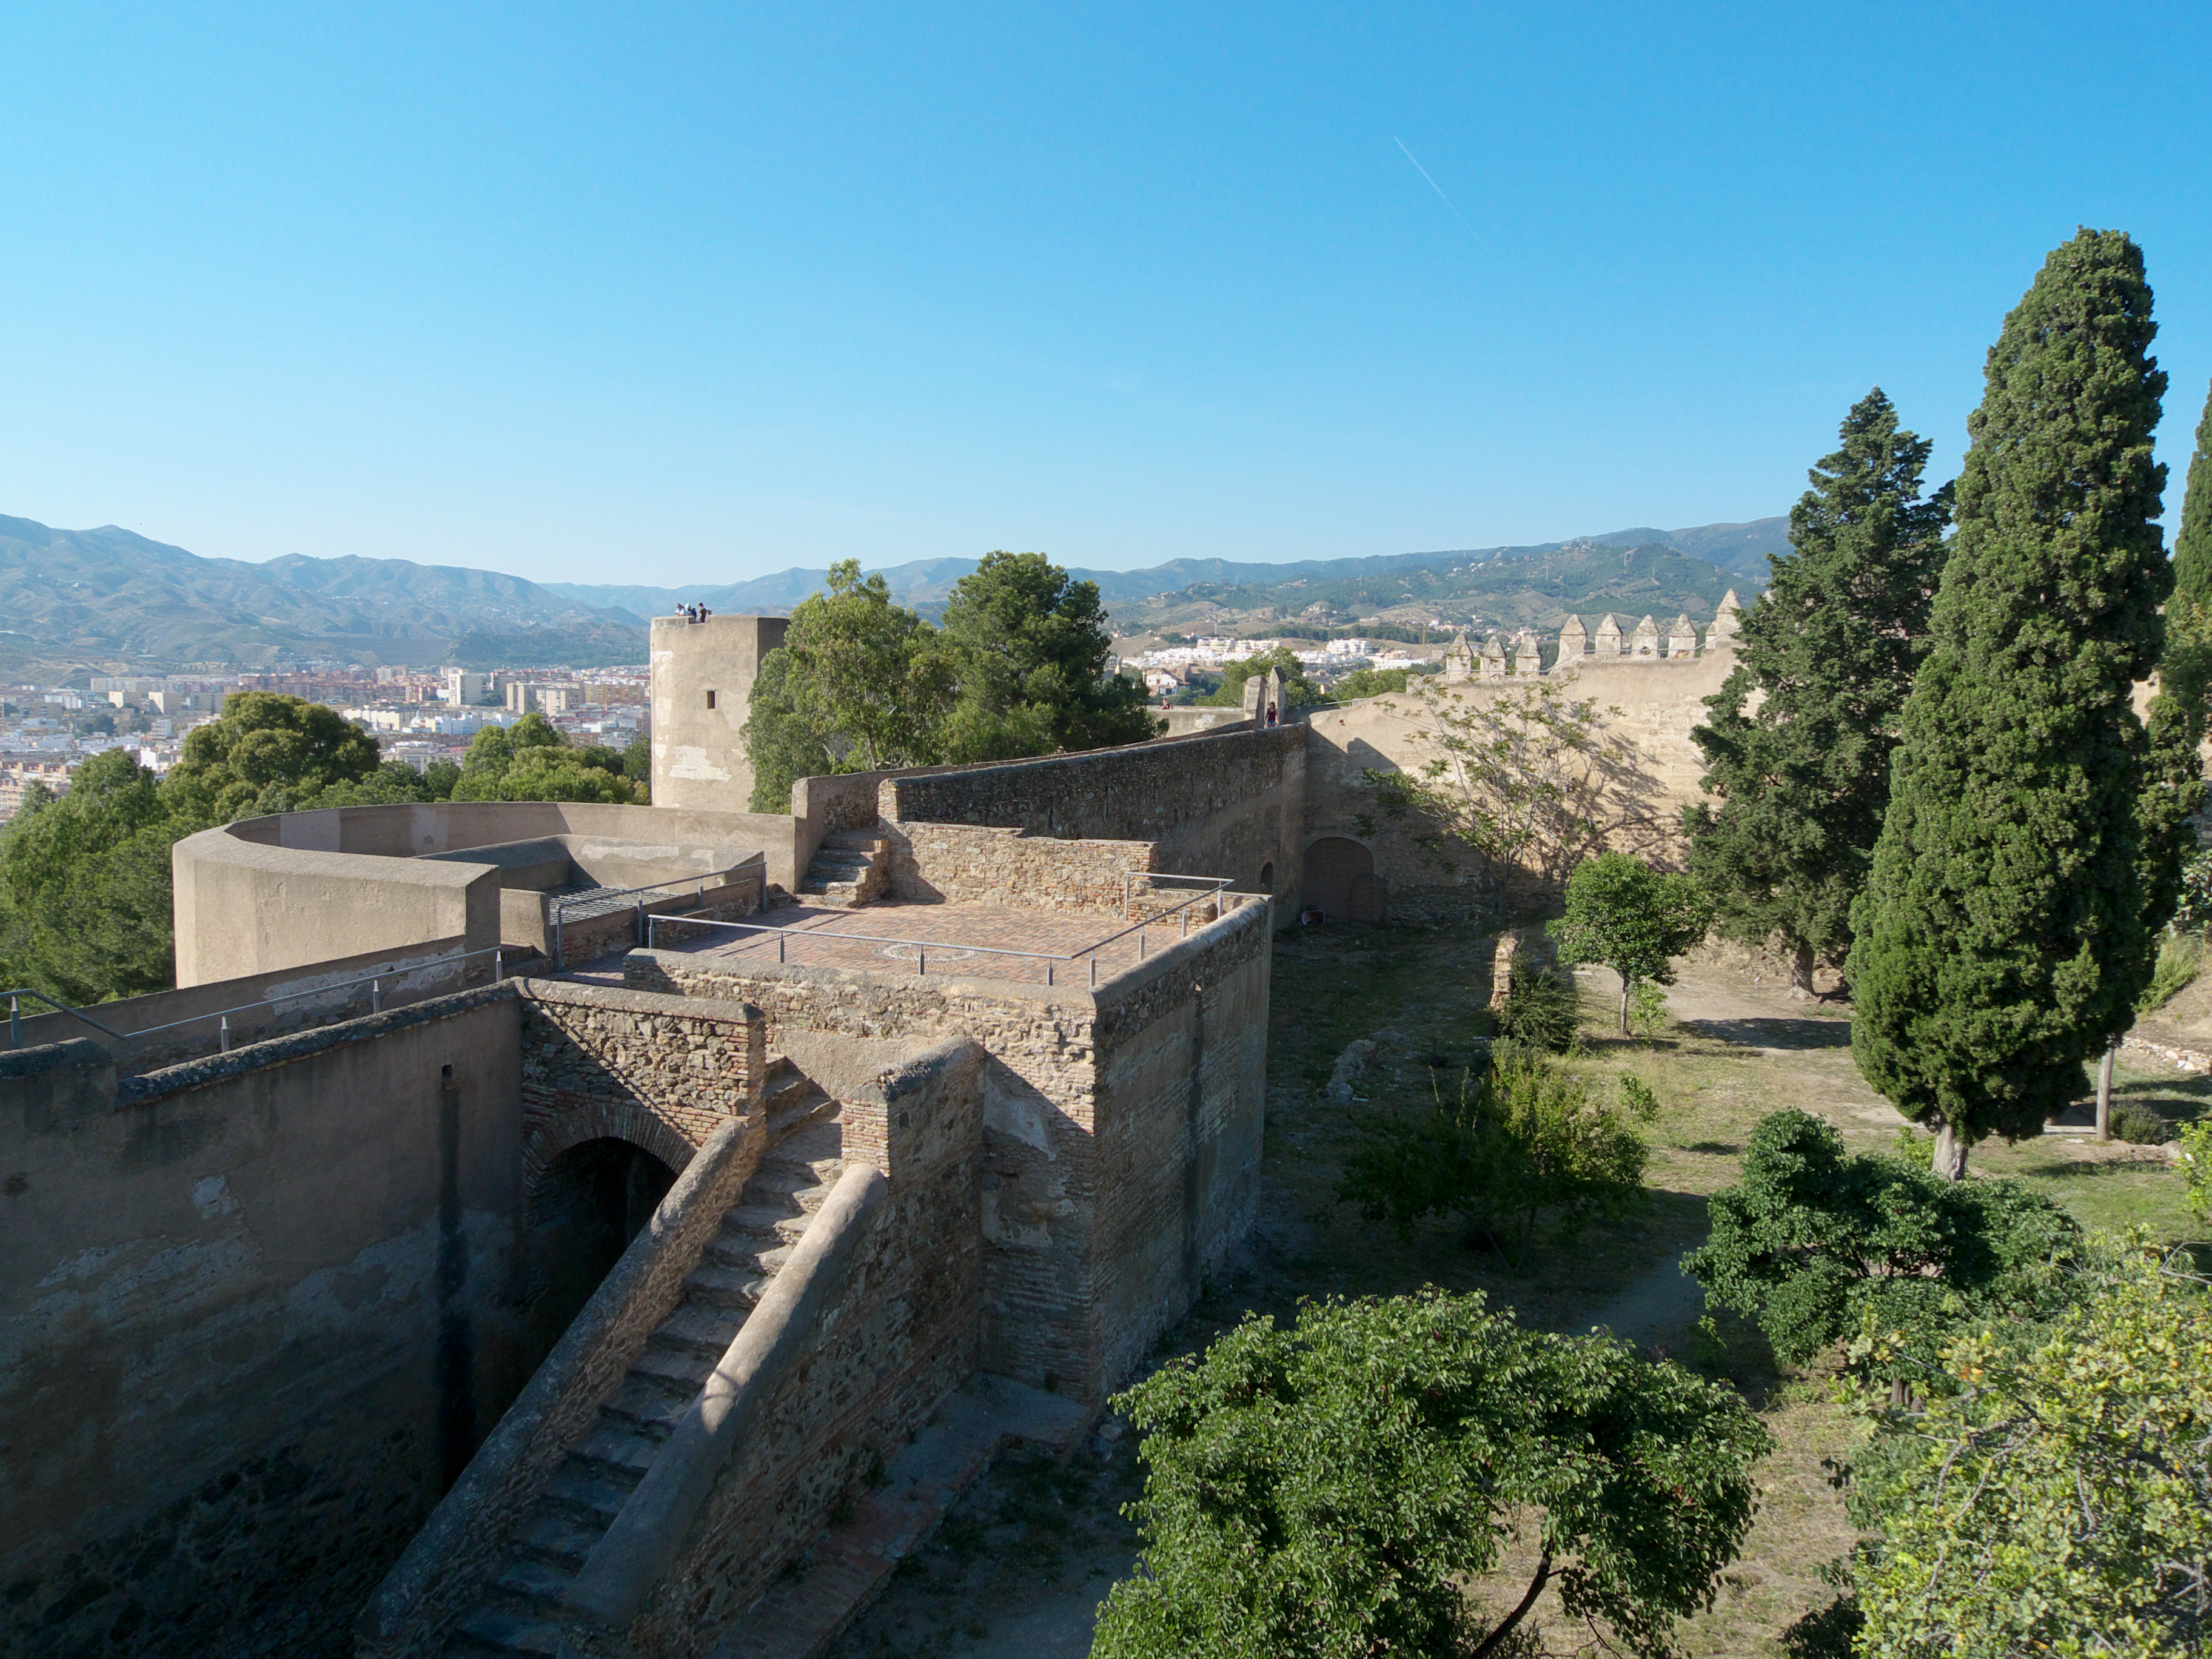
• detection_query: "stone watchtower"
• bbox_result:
[649,614,789,811]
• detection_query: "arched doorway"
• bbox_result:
[520,1137,678,1362]
[1303,837,1387,922]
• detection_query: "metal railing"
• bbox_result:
[7,945,511,1054]
[4,987,124,1049]
[550,856,768,969]
[643,875,1241,988]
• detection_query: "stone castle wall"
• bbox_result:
[0,990,536,1659]
[880,723,1307,910]
[515,981,767,1182]
[1303,647,1742,921]
[623,894,1272,1398]
[883,820,1161,913]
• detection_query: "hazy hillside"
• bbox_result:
[0,512,1783,683]
[0,516,646,681]
[1113,539,1760,640]
[545,517,1786,620]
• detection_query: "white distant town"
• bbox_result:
[0,665,648,820]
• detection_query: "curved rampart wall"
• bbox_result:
[173,801,796,987]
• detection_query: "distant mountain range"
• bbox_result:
[542,518,1785,619]
[0,512,1785,683]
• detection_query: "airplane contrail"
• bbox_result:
[1394,137,1476,237]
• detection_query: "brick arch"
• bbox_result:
[523,1106,698,1195]
[1302,836,1387,922]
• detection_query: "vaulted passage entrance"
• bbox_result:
[1302,836,1387,922]
[520,1137,678,1365]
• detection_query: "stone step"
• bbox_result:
[743,1162,836,1209]
[765,1086,836,1142]
[680,1260,771,1313]
[576,1417,667,1476]
[510,1503,608,1569]
[765,1113,843,1166]
[541,1460,641,1523]
[704,1235,793,1279]
[490,1553,576,1607]
[629,1339,718,1390]
[820,828,889,853]
[651,1302,749,1359]
[720,1202,815,1244]
[605,1372,706,1435]
[805,850,876,876]
[450,1604,565,1657]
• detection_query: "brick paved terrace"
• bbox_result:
[648,892,1253,989]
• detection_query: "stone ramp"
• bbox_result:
[444,1078,841,1657]
[712,1378,1090,1659]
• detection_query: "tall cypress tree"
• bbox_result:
[1848,229,2170,1179]
[2139,380,2212,940]
[1686,390,1950,994]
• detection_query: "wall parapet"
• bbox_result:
[354,1114,762,1659]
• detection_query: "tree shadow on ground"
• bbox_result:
[1677,1016,1855,1051]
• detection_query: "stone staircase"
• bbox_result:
[797,828,891,908]
[443,1064,842,1657]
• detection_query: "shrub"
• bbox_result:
[1491,953,1580,1052]
[1848,1248,2212,1657]
[1685,1110,2081,1393]
[2137,931,2203,1013]
[1339,1048,1656,1262]
[2108,1101,2171,1145]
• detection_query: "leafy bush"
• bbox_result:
[2137,930,2203,1013]
[1684,1110,2081,1392]
[2173,846,2212,933]
[1491,952,1580,1051]
[1091,1290,1772,1659]
[1846,1247,2212,1657]
[1627,979,1671,1038]
[2180,1119,2212,1228]
[1339,1048,1656,1262]
[2108,1101,2172,1145]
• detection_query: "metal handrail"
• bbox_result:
[7,945,510,1053]
[645,876,1244,989]
[551,855,767,969]
[5,987,125,1049]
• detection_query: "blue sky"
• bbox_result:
[4,2,2210,586]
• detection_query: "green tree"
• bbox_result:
[451,713,642,803]
[1684,1110,2080,1400]
[1339,1048,1657,1262]
[1848,229,2171,1179]
[1846,1247,2212,1657]
[743,560,949,808]
[2137,375,2212,947]
[1686,390,1951,995]
[1091,1290,1772,1659]
[934,550,1158,760]
[743,646,836,811]
[1197,646,1321,709]
[1329,664,1426,700]
[620,736,651,800]
[164,691,383,821]
[1557,852,1711,1034]
[0,751,195,1002]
